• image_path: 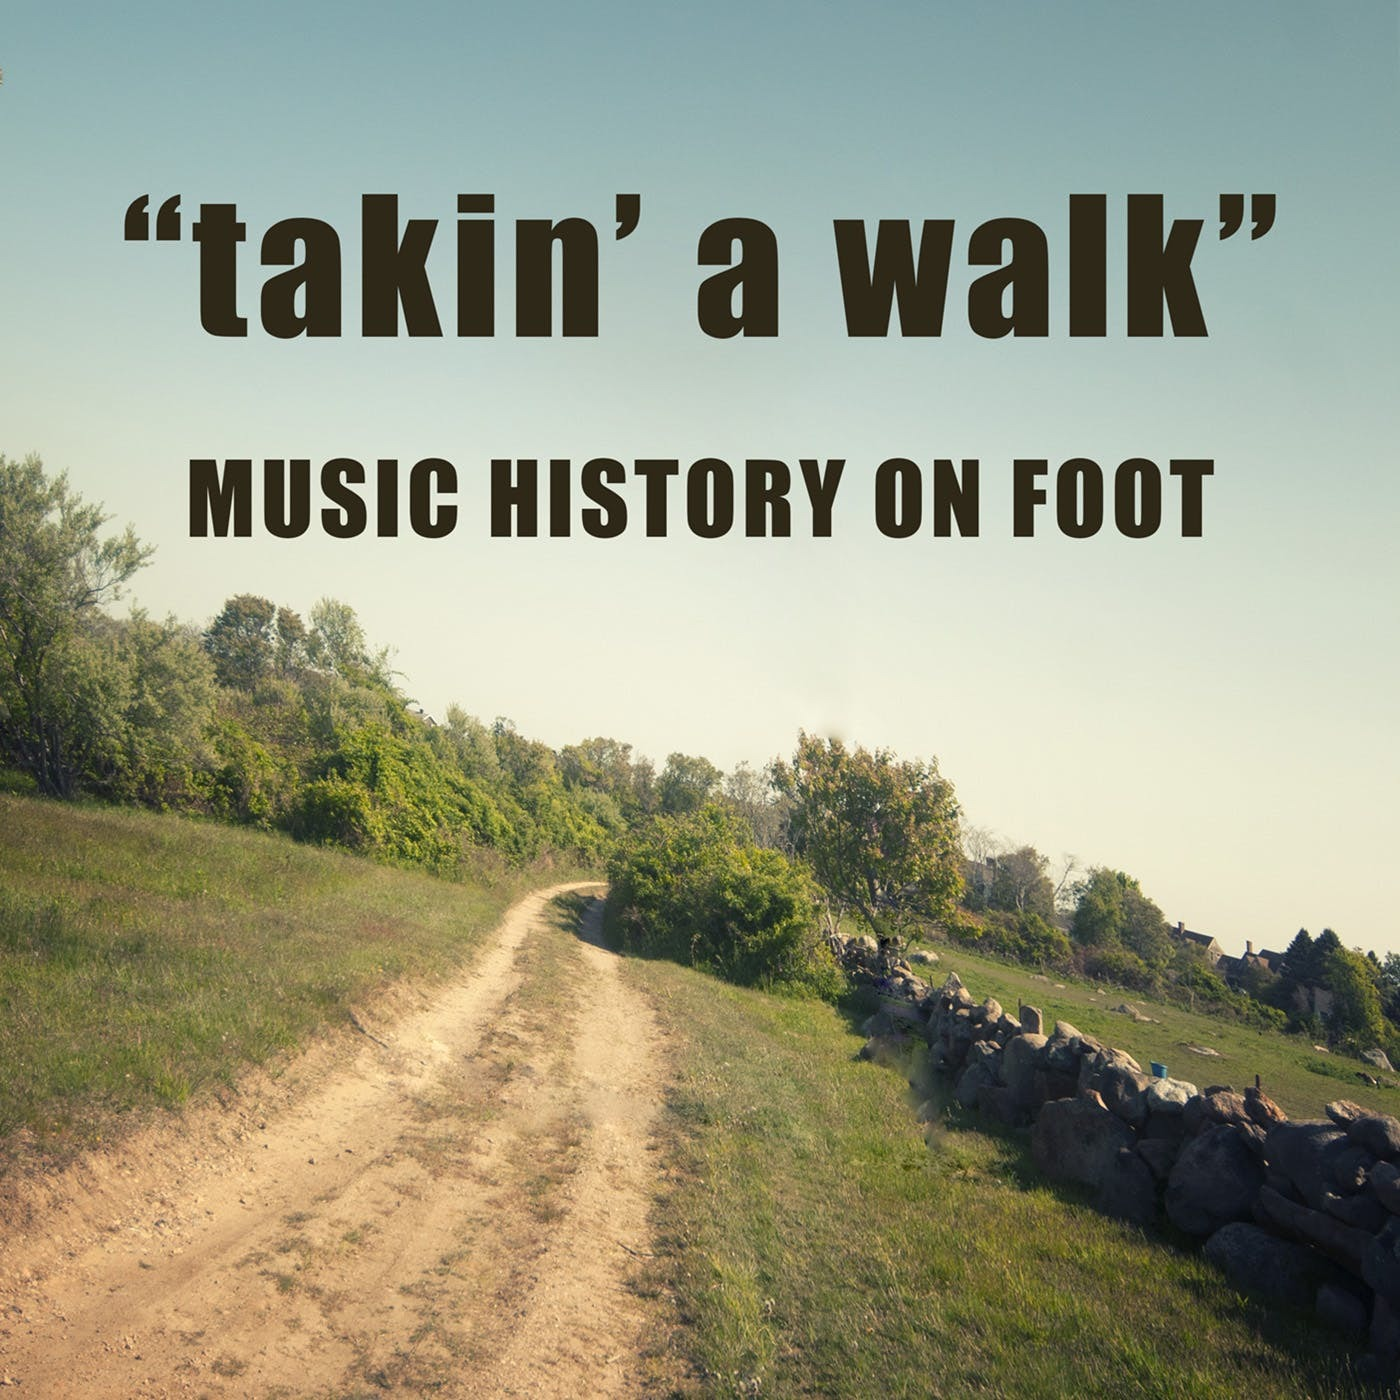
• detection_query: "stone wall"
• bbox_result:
[841,938,1400,1374]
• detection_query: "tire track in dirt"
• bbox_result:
[0,884,670,1398]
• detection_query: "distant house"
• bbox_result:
[1172,922,1225,966]
[965,857,998,903]
[1216,940,1285,987]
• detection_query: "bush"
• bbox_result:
[604,805,838,995]
[947,909,1073,970]
[1170,963,1288,1031]
[1083,945,1156,993]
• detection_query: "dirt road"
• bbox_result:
[0,886,671,1397]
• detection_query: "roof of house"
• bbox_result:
[1177,927,1221,949]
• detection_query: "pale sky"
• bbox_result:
[2,3,1396,957]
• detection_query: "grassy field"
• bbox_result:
[622,953,1371,1399]
[0,792,570,1166]
[907,939,1400,1123]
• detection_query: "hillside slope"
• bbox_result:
[0,793,568,1172]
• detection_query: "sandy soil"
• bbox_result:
[0,884,671,1397]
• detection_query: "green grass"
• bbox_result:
[907,939,1400,1123]
[624,958,1370,1399]
[0,792,569,1165]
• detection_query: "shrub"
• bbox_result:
[604,805,836,995]
[947,909,1072,970]
[1083,945,1156,993]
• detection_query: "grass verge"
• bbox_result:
[0,792,584,1168]
[623,956,1370,1399]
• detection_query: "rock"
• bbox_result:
[1097,1146,1158,1225]
[1330,1143,1374,1194]
[1265,1122,1352,1210]
[1365,1219,1400,1309]
[1347,1113,1400,1161]
[1079,1045,1146,1096]
[1243,1087,1287,1129]
[1032,1096,1137,1191]
[954,1058,998,1111]
[881,997,925,1027]
[1165,1125,1265,1237]
[1201,1222,1321,1308]
[1051,1019,1083,1044]
[1263,1170,1304,1205]
[1043,1027,1081,1075]
[1372,1161,1400,1214]
[1136,1137,1180,1181]
[1003,1033,1049,1110]
[1316,1282,1369,1343]
[914,1100,938,1123]
[1238,1122,1269,1161]
[1141,1109,1188,1145]
[1183,1089,1250,1137]
[1099,1064,1151,1130]
[940,969,968,994]
[909,949,939,965]
[859,1033,913,1067]
[1019,1004,1043,1035]
[1144,1077,1196,1115]
[1364,1048,1396,1073]
[1320,1189,1387,1232]
[974,996,1003,1025]
[1373,1294,1400,1366]
[1255,1185,1371,1275]
[977,1083,1021,1127]
[1325,1099,1367,1128]
[1033,1068,1079,1105]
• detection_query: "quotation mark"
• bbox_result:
[614,193,641,240]
[124,194,183,241]
[1219,193,1275,241]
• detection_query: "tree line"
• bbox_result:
[2,452,1392,1055]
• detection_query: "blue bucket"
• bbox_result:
[1150,1062,1168,1079]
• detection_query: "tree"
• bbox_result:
[772,731,962,943]
[101,613,217,803]
[307,597,389,681]
[1070,868,1172,967]
[558,735,656,818]
[722,760,789,849]
[1326,944,1387,1049]
[656,751,723,815]
[1378,952,1400,1025]
[438,704,502,783]
[1278,929,1316,992]
[1070,868,1125,947]
[204,594,277,688]
[273,606,308,676]
[987,845,1055,920]
[0,454,152,795]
